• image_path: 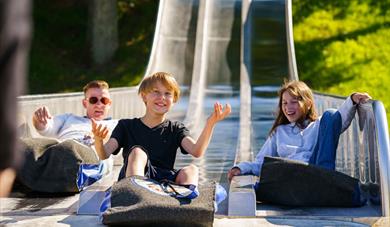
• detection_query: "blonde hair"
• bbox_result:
[138,72,180,103]
[83,80,109,95]
[269,80,318,135]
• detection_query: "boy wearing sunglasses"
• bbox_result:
[92,72,231,194]
[32,80,117,146]
[16,80,118,192]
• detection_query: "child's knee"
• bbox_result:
[127,146,147,161]
[181,164,199,176]
[187,164,199,175]
[322,109,341,125]
[323,108,337,117]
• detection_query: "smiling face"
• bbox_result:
[141,81,174,116]
[281,91,305,123]
[82,87,111,120]
[270,80,318,135]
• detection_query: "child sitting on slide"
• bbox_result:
[228,80,372,206]
[92,72,231,197]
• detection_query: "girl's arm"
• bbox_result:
[227,162,261,181]
[92,119,119,160]
[181,102,231,158]
[338,92,371,132]
[351,92,371,104]
[229,134,277,180]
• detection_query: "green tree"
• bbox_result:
[293,0,390,128]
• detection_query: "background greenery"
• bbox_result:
[28,0,389,127]
[293,0,390,127]
[28,0,156,93]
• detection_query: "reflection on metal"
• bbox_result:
[237,0,253,164]
[315,93,390,217]
[185,0,240,135]
[184,0,209,134]
[285,0,298,80]
[144,0,198,85]
[228,0,257,217]
[373,101,390,216]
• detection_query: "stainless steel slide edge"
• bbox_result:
[285,0,298,81]
[228,0,257,217]
[373,101,390,216]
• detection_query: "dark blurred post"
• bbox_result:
[87,0,118,65]
[0,0,31,197]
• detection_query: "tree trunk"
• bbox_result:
[87,0,118,65]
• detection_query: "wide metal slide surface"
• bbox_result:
[2,0,389,226]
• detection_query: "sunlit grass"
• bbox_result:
[293,0,390,129]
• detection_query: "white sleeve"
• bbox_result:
[235,134,277,176]
[37,113,69,138]
[337,96,357,132]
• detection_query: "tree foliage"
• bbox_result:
[293,0,390,128]
[28,0,157,94]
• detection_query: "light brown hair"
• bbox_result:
[269,80,318,135]
[83,80,109,95]
[138,72,180,103]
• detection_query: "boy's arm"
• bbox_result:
[94,138,118,160]
[92,119,118,160]
[32,106,52,131]
[32,106,67,137]
[181,102,231,158]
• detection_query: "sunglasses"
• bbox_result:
[87,97,111,105]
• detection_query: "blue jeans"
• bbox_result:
[309,110,365,206]
[256,110,366,206]
[309,109,342,170]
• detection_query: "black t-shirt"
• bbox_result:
[111,118,190,170]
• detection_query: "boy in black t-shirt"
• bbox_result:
[92,72,231,188]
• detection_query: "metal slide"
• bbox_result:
[228,0,389,223]
[143,0,243,187]
[144,0,197,86]
[5,0,389,225]
[246,0,390,223]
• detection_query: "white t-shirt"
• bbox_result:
[37,113,118,147]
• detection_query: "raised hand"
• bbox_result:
[32,106,52,130]
[208,102,231,124]
[352,92,372,104]
[91,118,109,141]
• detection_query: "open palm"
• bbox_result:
[91,118,109,140]
[209,102,231,124]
